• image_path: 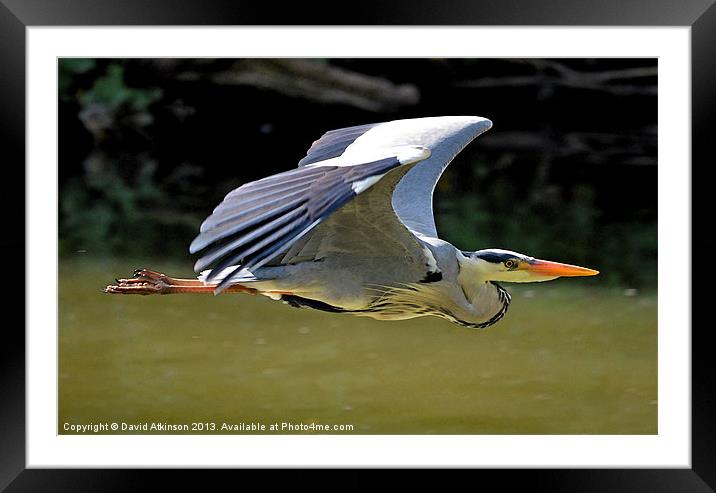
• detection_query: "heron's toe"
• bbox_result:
[104,276,168,295]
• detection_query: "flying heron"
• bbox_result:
[105,116,598,329]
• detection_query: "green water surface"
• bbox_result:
[59,258,657,434]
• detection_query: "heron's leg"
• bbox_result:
[104,268,257,295]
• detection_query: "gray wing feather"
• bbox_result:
[190,157,403,292]
[275,162,427,267]
[297,123,379,167]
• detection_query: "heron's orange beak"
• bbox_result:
[523,259,599,277]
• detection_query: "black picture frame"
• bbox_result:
[2,0,713,490]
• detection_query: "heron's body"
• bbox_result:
[213,237,510,329]
[107,116,597,329]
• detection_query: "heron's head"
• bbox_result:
[464,249,599,283]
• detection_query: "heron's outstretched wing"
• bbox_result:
[296,117,492,237]
[190,146,430,292]
[191,117,492,291]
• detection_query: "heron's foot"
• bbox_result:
[104,268,257,295]
[104,270,171,295]
[132,268,174,284]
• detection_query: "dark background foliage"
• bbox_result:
[58,58,657,287]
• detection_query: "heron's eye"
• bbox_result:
[504,259,518,270]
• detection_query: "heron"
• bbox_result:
[105,116,598,329]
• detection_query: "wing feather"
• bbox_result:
[297,123,379,167]
[190,156,415,292]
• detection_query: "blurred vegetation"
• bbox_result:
[58,58,657,288]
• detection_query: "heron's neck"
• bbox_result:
[455,255,511,326]
[456,254,492,299]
